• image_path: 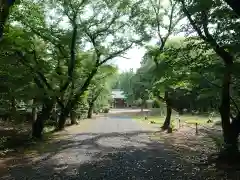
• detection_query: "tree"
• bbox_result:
[142,35,228,130]
[54,0,146,129]
[0,27,36,119]
[134,0,183,130]
[87,65,117,118]
[0,23,58,138]
[163,38,223,114]
[144,39,184,128]
[8,0,147,135]
[133,67,154,110]
[0,0,17,40]
[118,69,135,106]
[178,0,240,154]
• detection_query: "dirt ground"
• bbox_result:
[0,110,239,179]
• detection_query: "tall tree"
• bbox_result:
[11,0,147,132]
[87,65,117,118]
[178,0,240,154]
[137,0,183,130]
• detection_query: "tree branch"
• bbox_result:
[20,18,67,58]
[152,0,182,66]
[67,67,98,110]
[200,73,240,114]
[180,0,234,65]
[200,10,234,65]
[99,43,134,66]
[94,13,119,38]
[16,50,65,109]
[149,0,164,45]
[88,87,103,104]
[80,22,101,63]
[60,16,78,93]
[180,0,207,41]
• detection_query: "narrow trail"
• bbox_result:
[0,111,220,179]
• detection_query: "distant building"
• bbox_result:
[111,89,127,108]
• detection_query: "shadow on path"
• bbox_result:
[1,129,225,180]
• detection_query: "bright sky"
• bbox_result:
[112,47,146,72]
[109,0,170,72]
[113,32,187,73]
[109,0,186,72]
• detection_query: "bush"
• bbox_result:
[152,100,160,108]
[103,108,109,113]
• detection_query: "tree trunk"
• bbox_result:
[70,109,77,125]
[219,67,239,154]
[32,99,53,139]
[181,0,238,156]
[222,126,239,154]
[32,115,44,139]
[57,108,69,130]
[31,100,37,123]
[58,112,67,130]
[162,101,172,130]
[162,91,172,130]
[87,103,94,119]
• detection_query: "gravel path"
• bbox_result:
[1,115,217,180]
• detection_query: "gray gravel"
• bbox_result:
[1,116,220,179]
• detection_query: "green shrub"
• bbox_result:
[103,108,109,113]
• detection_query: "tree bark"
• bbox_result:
[31,98,37,122]
[70,109,77,125]
[32,115,44,139]
[57,109,68,130]
[32,99,53,139]
[87,103,94,119]
[219,67,234,151]
[162,91,172,130]
[60,21,77,93]
[58,68,98,127]
[69,68,98,110]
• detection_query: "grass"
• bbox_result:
[132,110,226,158]
[133,115,165,124]
[183,115,213,125]
[132,112,218,127]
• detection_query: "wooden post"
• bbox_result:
[195,123,198,135]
